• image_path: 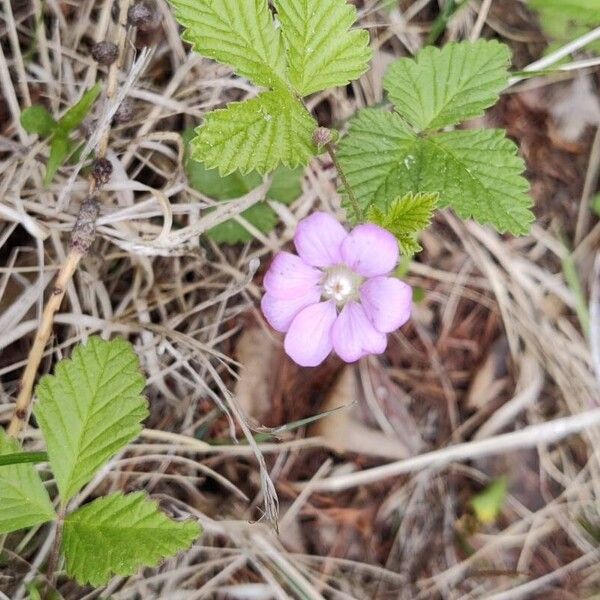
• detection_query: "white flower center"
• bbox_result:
[321,265,363,306]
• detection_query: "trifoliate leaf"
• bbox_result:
[168,0,287,88]
[367,192,437,255]
[57,83,101,133]
[20,105,57,137]
[470,476,507,525]
[62,492,200,586]
[384,40,511,132]
[274,0,372,95]
[34,337,148,502]
[192,89,317,176]
[530,0,600,54]
[338,108,534,234]
[0,429,55,534]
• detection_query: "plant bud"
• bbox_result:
[127,3,160,32]
[112,99,134,125]
[91,158,113,186]
[91,41,118,66]
[313,127,333,147]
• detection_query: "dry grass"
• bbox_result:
[1,0,600,598]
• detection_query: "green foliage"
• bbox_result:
[592,193,600,217]
[184,129,303,243]
[0,337,201,589]
[62,492,199,586]
[19,84,101,185]
[338,41,534,235]
[34,337,148,502]
[0,429,55,533]
[57,84,102,131]
[274,0,372,95]
[383,40,510,131]
[168,0,371,175]
[469,476,508,525]
[530,0,600,54]
[172,0,287,89]
[20,105,56,137]
[192,89,316,175]
[367,192,437,255]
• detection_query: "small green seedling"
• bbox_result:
[20,84,102,185]
[469,476,508,525]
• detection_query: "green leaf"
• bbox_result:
[192,89,317,176]
[185,132,303,243]
[0,451,48,467]
[207,204,279,244]
[62,491,200,586]
[167,0,287,89]
[530,0,600,54]
[34,337,148,502]
[268,165,303,204]
[592,193,600,217]
[44,133,71,186]
[57,83,102,133]
[470,476,507,525]
[274,0,372,95]
[0,429,55,534]
[384,40,511,132]
[20,105,57,137]
[367,192,437,255]
[338,109,534,234]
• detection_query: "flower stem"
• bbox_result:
[325,141,363,223]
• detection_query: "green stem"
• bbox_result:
[325,141,363,222]
[0,451,48,467]
[426,0,466,45]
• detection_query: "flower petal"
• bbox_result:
[294,212,348,267]
[284,301,337,367]
[261,289,321,333]
[360,276,412,333]
[263,252,323,299]
[340,224,398,277]
[331,301,387,363]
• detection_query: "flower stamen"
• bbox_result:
[321,265,363,306]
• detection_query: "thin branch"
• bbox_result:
[302,407,600,492]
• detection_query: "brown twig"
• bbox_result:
[7,0,132,439]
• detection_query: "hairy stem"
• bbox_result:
[325,141,363,222]
[44,505,66,599]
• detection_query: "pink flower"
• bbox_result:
[261,212,412,367]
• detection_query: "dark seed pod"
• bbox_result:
[112,99,134,125]
[91,158,113,187]
[91,41,118,66]
[127,3,160,32]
